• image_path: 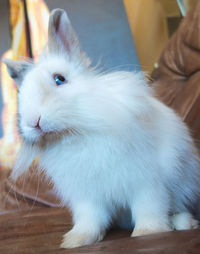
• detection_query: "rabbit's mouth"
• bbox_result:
[19,116,57,144]
[21,124,73,146]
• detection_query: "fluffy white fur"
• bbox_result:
[5,9,200,249]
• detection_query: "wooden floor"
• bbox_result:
[0,207,200,254]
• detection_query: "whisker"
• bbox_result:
[96,64,141,76]
[2,179,14,208]
[13,184,21,210]
[21,173,30,208]
[28,171,40,213]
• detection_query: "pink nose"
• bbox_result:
[34,116,41,130]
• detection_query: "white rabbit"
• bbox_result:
[4,9,200,249]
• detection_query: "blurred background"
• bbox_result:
[0,0,198,74]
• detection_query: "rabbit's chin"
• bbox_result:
[21,126,43,144]
[21,126,68,146]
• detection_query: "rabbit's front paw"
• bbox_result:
[60,230,104,249]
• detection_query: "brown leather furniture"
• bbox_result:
[152,0,200,141]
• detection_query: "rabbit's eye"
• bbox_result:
[53,74,67,86]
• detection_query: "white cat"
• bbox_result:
[4,8,200,249]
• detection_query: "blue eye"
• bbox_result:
[53,74,67,86]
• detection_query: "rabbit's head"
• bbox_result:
[4,9,146,145]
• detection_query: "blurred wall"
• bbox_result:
[123,0,185,74]
[123,0,170,74]
[46,0,140,72]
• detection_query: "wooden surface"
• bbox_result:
[0,207,200,254]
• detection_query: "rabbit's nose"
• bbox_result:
[34,116,41,130]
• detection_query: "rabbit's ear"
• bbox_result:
[3,59,33,86]
[48,9,81,58]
